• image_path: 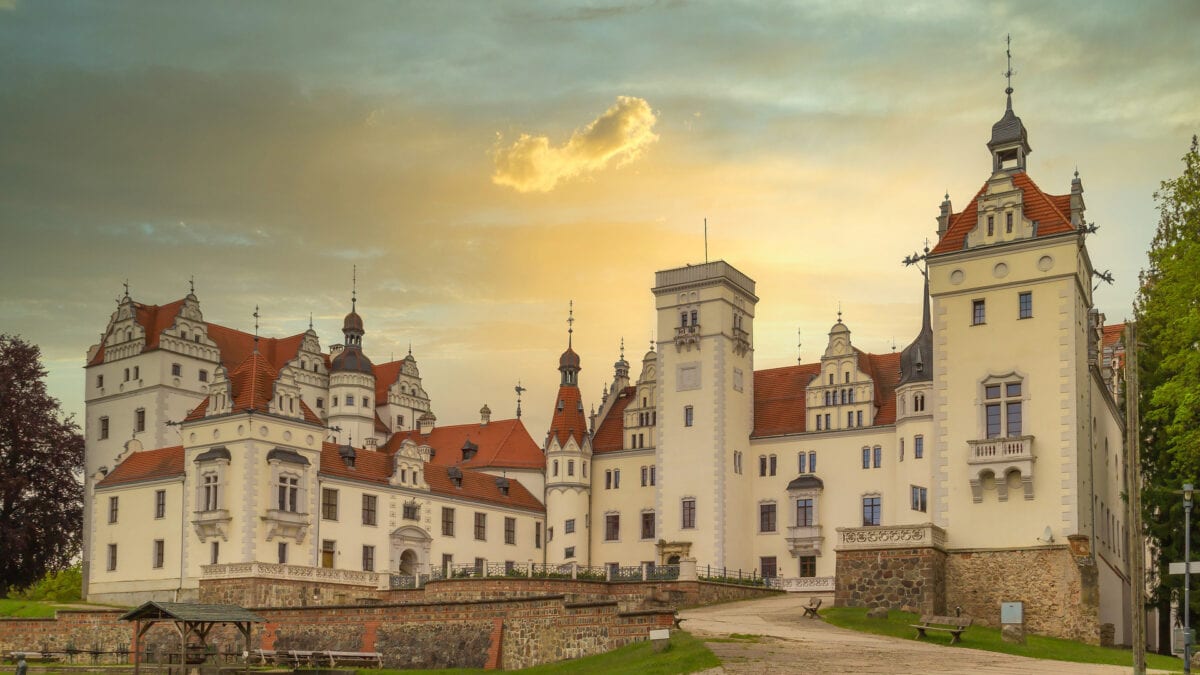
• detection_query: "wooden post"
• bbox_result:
[133,620,141,675]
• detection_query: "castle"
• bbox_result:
[82,84,1133,644]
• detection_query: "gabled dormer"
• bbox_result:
[390,439,431,490]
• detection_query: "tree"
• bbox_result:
[1135,136,1200,640]
[0,335,84,593]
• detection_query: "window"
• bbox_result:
[857,410,863,427]
[96,374,104,388]
[362,545,375,572]
[1006,211,1013,233]
[605,514,620,541]
[124,367,130,382]
[505,517,516,545]
[362,494,377,526]
[202,473,220,511]
[734,451,742,474]
[565,518,575,534]
[873,445,882,468]
[107,544,117,571]
[769,455,777,476]
[911,486,928,512]
[474,512,487,541]
[861,447,870,469]
[824,413,830,429]
[199,369,208,382]
[553,460,559,477]
[914,393,925,412]
[899,438,905,462]
[760,556,778,579]
[798,452,807,474]
[681,499,696,529]
[210,541,219,565]
[278,542,288,564]
[680,311,688,327]
[816,415,822,431]
[972,299,986,325]
[809,451,816,472]
[441,507,455,536]
[567,459,575,476]
[1019,291,1033,319]
[613,469,620,488]
[759,503,777,533]
[583,462,588,478]
[641,512,655,539]
[799,556,817,578]
[332,397,338,407]
[135,408,145,433]
[605,470,612,489]
[535,522,542,548]
[133,366,139,380]
[641,466,649,486]
[824,391,831,406]
[847,411,854,427]
[987,214,995,236]
[152,539,165,569]
[862,496,881,526]
[345,395,354,406]
[403,502,419,520]
[154,490,166,519]
[564,546,576,559]
[321,488,338,520]
[684,406,694,427]
[362,397,369,408]
[320,540,335,568]
[985,381,1023,438]
[690,310,698,325]
[914,435,924,459]
[171,363,181,377]
[277,476,298,512]
[108,496,119,523]
[759,455,767,476]
[99,416,109,440]
[796,498,814,527]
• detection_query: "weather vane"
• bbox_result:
[902,239,932,278]
[252,305,260,351]
[514,381,527,419]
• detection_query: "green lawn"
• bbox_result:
[361,630,719,675]
[823,607,1182,672]
[0,599,58,618]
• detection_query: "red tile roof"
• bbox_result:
[318,442,544,512]
[751,351,903,438]
[96,445,184,487]
[1102,323,1126,349]
[593,387,636,453]
[547,385,588,448]
[372,360,403,406]
[181,352,322,425]
[384,419,544,470]
[930,172,1075,256]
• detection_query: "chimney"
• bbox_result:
[448,466,463,488]
[480,404,491,426]
[418,411,436,436]
[329,343,345,358]
[365,437,377,451]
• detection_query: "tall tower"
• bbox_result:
[544,303,593,565]
[652,261,757,569]
[328,284,376,445]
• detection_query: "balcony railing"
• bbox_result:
[674,324,701,351]
[967,435,1036,501]
[202,561,382,587]
[767,576,835,592]
[967,435,1034,464]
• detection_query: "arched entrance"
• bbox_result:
[390,525,433,576]
[399,549,418,575]
[667,555,681,565]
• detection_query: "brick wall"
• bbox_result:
[835,547,946,615]
[200,576,381,607]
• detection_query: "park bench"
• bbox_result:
[315,650,384,668]
[247,648,275,665]
[274,650,316,667]
[910,614,972,644]
[802,597,822,619]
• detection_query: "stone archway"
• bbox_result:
[667,555,681,565]
[390,525,432,576]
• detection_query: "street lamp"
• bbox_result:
[1186,483,1194,674]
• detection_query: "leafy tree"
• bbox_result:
[1135,136,1200,638]
[0,335,84,594]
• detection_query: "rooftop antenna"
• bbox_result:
[704,217,709,264]
[514,381,526,419]
[1003,33,1016,109]
[567,300,575,348]
[252,305,260,352]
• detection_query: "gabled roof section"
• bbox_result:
[228,351,279,414]
[547,385,588,448]
[120,601,264,623]
[97,446,184,487]
[751,351,902,438]
[424,464,545,512]
[1102,323,1126,349]
[593,386,636,453]
[930,172,1075,256]
[373,360,404,404]
[384,418,543,470]
[318,442,391,484]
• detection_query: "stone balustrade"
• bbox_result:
[201,561,382,587]
[767,575,835,592]
[835,522,947,552]
[968,435,1034,463]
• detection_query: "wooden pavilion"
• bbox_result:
[119,601,264,674]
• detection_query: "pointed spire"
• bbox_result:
[567,300,574,348]
[252,305,260,352]
[351,265,358,313]
[408,342,412,357]
[797,327,803,365]
[837,301,843,324]
[1003,33,1015,109]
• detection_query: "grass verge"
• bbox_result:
[823,607,1181,672]
[0,599,58,618]
[360,630,719,674]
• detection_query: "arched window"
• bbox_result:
[914,393,925,412]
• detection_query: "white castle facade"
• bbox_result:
[83,88,1133,644]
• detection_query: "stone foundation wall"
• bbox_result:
[945,544,1100,644]
[835,547,946,615]
[200,576,380,607]
[379,578,780,610]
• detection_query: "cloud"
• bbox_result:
[0,0,15,10]
[492,96,659,193]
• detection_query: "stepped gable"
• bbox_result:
[592,386,636,453]
[372,359,404,405]
[547,384,587,448]
[750,351,902,438]
[424,464,545,512]
[96,446,184,487]
[182,351,322,425]
[752,363,820,438]
[384,419,543,470]
[930,172,1074,255]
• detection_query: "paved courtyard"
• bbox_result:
[680,594,1166,674]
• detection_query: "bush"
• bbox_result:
[7,564,82,602]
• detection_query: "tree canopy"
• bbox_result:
[1135,136,1200,607]
[0,335,84,593]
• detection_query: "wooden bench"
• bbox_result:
[316,650,384,668]
[247,648,275,665]
[910,615,972,644]
[8,651,60,664]
[802,597,822,619]
[274,650,315,667]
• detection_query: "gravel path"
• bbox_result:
[680,594,1168,674]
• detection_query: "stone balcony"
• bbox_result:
[674,324,701,351]
[967,435,1035,501]
[262,509,310,543]
[785,525,824,557]
[835,523,947,552]
[191,509,231,543]
[733,326,751,356]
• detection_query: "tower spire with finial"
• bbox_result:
[567,300,574,348]
[1004,33,1015,110]
[619,336,625,360]
[837,301,843,324]
[351,265,357,313]
[308,313,313,330]
[188,275,195,295]
[797,327,803,365]
[515,381,526,419]
[123,279,130,299]
[253,305,260,352]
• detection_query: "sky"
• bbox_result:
[1,1,1198,443]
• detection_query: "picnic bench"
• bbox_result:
[7,651,60,664]
[315,650,384,668]
[802,597,822,619]
[247,648,275,665]
[910,614,972,644]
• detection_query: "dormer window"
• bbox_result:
[557,399,564,411]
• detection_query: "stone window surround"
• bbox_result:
[757,499,778,534]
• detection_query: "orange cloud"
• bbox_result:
[492,95,659,193]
